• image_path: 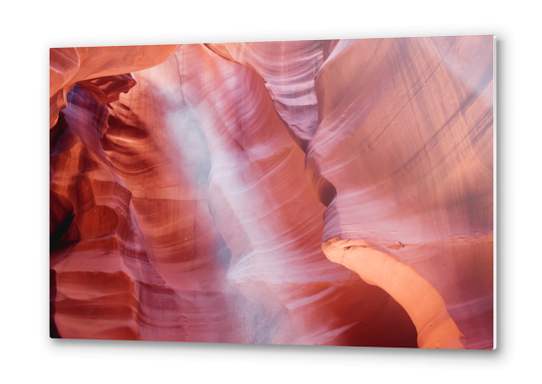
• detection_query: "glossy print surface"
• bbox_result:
[50,36,494,349]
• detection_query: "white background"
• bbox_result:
[1,0,540,382]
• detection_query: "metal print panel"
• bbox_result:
[49,36,495,349]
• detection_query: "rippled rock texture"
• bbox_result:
[50,36,494,349]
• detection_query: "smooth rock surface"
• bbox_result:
[50,36,493,349]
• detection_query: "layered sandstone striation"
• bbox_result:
[50,36,494,349]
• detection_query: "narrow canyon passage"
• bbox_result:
[50,36,493,349]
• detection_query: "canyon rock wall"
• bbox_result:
[50,36,494,349]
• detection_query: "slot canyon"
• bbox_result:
[50,36,494,349]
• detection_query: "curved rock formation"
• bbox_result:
[50,36,494,349]
[50,45,179,127]
[314,36,494,349]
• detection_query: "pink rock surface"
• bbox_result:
[49,45,179,127]
[50,36,494,349]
